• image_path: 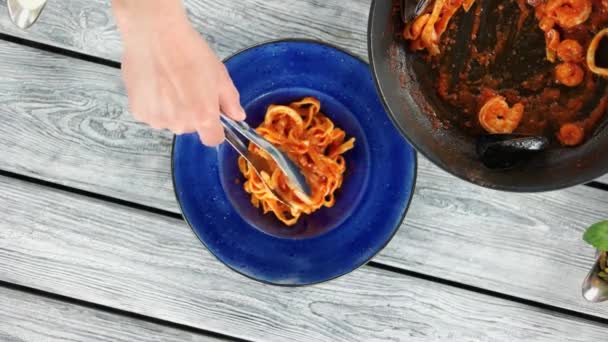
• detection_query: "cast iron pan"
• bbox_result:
[368,0,608,191]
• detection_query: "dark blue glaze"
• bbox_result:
[172,40,417,285]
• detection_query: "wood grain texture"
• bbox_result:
[0,287,220,342]
[376,157,608,317]
[0,0,370,61]
[2,0,607,189]
[0,40,176,210]
[1,174,607,342]
[5,0,608,190]
[1,39,608,319]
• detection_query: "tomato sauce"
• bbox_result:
[417,0,608,145]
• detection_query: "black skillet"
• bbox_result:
[368,0,608,191]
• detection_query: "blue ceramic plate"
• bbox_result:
[172,39,417,285]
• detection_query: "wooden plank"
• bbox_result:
[0,39,176,211]
[0,287,220,342]
[0,0,370,61]
[595,174,608,184]
[1,175,607,342]
[377,157,608,315]
[1,39,608,319]
[0,0,606,189]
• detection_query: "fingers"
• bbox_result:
[177,59,227,145]
[120,34,241,147]
[159,82,191,135]
[196,114,225,146]
[219,65,246,121]
[124,65,227,146]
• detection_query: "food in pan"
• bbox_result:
[403,0,608,147]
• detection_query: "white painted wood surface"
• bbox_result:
[0,0,370,61]
[380,157,608,316]
[0,38,607,319]
[0,0,607,340]
[0,0,605,187]
[0,287,220,342]
[0,39,172,209]
[1,175,607,342]
[0,0,605,183]
[596,174,608,184]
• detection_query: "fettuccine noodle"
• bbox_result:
[238,97,356,226]
[587,28,608,77]
[404,0,475,56]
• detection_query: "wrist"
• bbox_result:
[112,0,188,36]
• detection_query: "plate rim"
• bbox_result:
[171,38,418,286]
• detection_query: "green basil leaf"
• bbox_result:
[583,221,608,251]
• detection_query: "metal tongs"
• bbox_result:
[220,115,312,206]
[401,0,433,23]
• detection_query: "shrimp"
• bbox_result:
[545,29,561,63]
[478,96,525,134]
[557,123,584,146]
[545,0,592,29]
[555,63,584,87]
[557,39,584,63]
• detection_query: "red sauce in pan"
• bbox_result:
[404,0,608,146]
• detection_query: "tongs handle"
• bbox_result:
[220,115,276,154]
[222,120,249,159]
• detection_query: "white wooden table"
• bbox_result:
[1,1,608,341]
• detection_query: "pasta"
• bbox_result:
[403,0,475,56]
[238,97,355,226]
[587,28,608,78]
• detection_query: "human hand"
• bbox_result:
[113,0,245,146]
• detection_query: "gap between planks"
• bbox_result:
[2,173,608,341]
[0,32,608,320]
[0,279,249,342]
[1,166,608,329]
[0,30,605,189]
